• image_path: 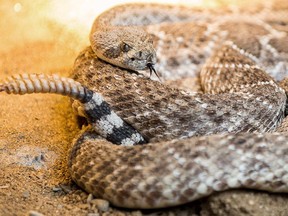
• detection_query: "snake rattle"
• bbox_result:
[1,2,288,209]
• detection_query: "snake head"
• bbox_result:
[90,26,157,72]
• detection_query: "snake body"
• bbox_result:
[71,1,288,208]
[1,0,288,210]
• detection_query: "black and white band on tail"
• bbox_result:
[0,73,146,146]
[83,92,146,145]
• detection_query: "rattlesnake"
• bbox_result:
[1,0,288,209]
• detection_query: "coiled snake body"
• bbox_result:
[1,1,288,209]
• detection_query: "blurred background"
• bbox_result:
[1,1,286,215]
[0,0,211,78]
[0,0,206,52]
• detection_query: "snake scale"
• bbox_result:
[1,0,288,209]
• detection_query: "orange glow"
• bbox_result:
[45,0,204,32]
[2,0,207,52]
[4,0,246,53]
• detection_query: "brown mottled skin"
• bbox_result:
[72,46,285,142]
[69,1,288,209]
[1,0,288,210]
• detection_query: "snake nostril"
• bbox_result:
[147,54,153,62]
[139,51,142,58]
[131,58,135,61]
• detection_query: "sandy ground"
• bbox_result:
[1,1,288,216]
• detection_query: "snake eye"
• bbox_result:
[121,43,131,52]
[148,38,153,44]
